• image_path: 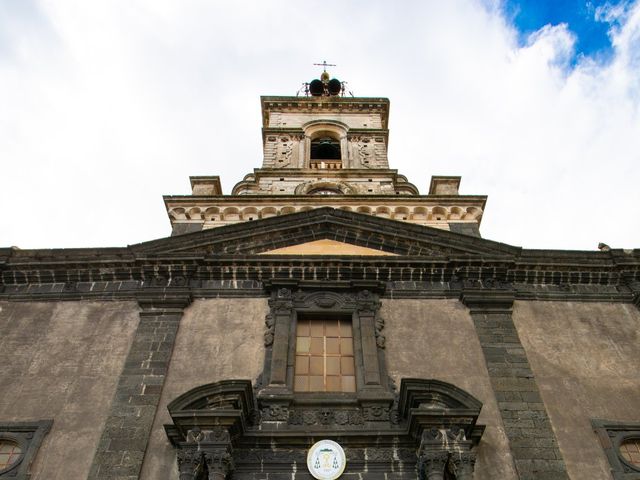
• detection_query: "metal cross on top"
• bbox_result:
[313,60,336,72]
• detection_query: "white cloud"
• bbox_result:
[0,0,638,249]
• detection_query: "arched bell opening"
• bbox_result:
[311,137,341,160]
[302,121,349,169]
[310,135,342,169]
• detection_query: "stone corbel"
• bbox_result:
[136,265,194,316]
[459,282,515,314]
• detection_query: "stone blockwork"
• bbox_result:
[461,291,569,479]
[88,292,191,480]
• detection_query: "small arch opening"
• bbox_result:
[311,137,341,160]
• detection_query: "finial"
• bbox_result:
[313,60,336,73]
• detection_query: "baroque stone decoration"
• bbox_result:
[164,378,485,480]
[257,280,395,417]
[163,94,487,236]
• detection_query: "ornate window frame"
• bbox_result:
[0,420,52,479]
[258,280,393,415]
[592,419,640,479]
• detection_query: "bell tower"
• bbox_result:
[164,68,487,237]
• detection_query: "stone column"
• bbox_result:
[450,451,476,480]
[203,449,234,480]
[417,451,449,480]
[177,448,201,480]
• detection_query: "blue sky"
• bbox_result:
[504,0,628,59]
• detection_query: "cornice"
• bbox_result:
[260,96,390,129]
[1,208,638,304]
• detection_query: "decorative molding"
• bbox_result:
[397,378,484,446]
[258,280,393,410]
[2,209,638,308]
[163,378,483,478]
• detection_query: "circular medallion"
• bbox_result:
[307,440,346,480]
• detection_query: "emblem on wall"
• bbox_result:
[307,440,346,480]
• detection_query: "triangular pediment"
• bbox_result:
[131,207,520,258]
[260,239,399,256]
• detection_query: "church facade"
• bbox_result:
[1,72,639,480]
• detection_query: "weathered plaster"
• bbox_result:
[0,300,139,479]
[381,298,519,480]
[139,298,268,480]
[513,301,640,480]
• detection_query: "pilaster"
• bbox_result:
[460,286,569,479]
[88,288,192,479]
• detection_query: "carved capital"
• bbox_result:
[203,448,234,480]
[417,451,449,480]
[177,447,202,480]
[268,296,294,315]
[136,290,192,315]
[449,451,476,480]
[356,289,380,314]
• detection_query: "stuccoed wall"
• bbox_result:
[139,298,268,480]
[0,300,139,479]
[513,301,640,480]
[381,298,519,480]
